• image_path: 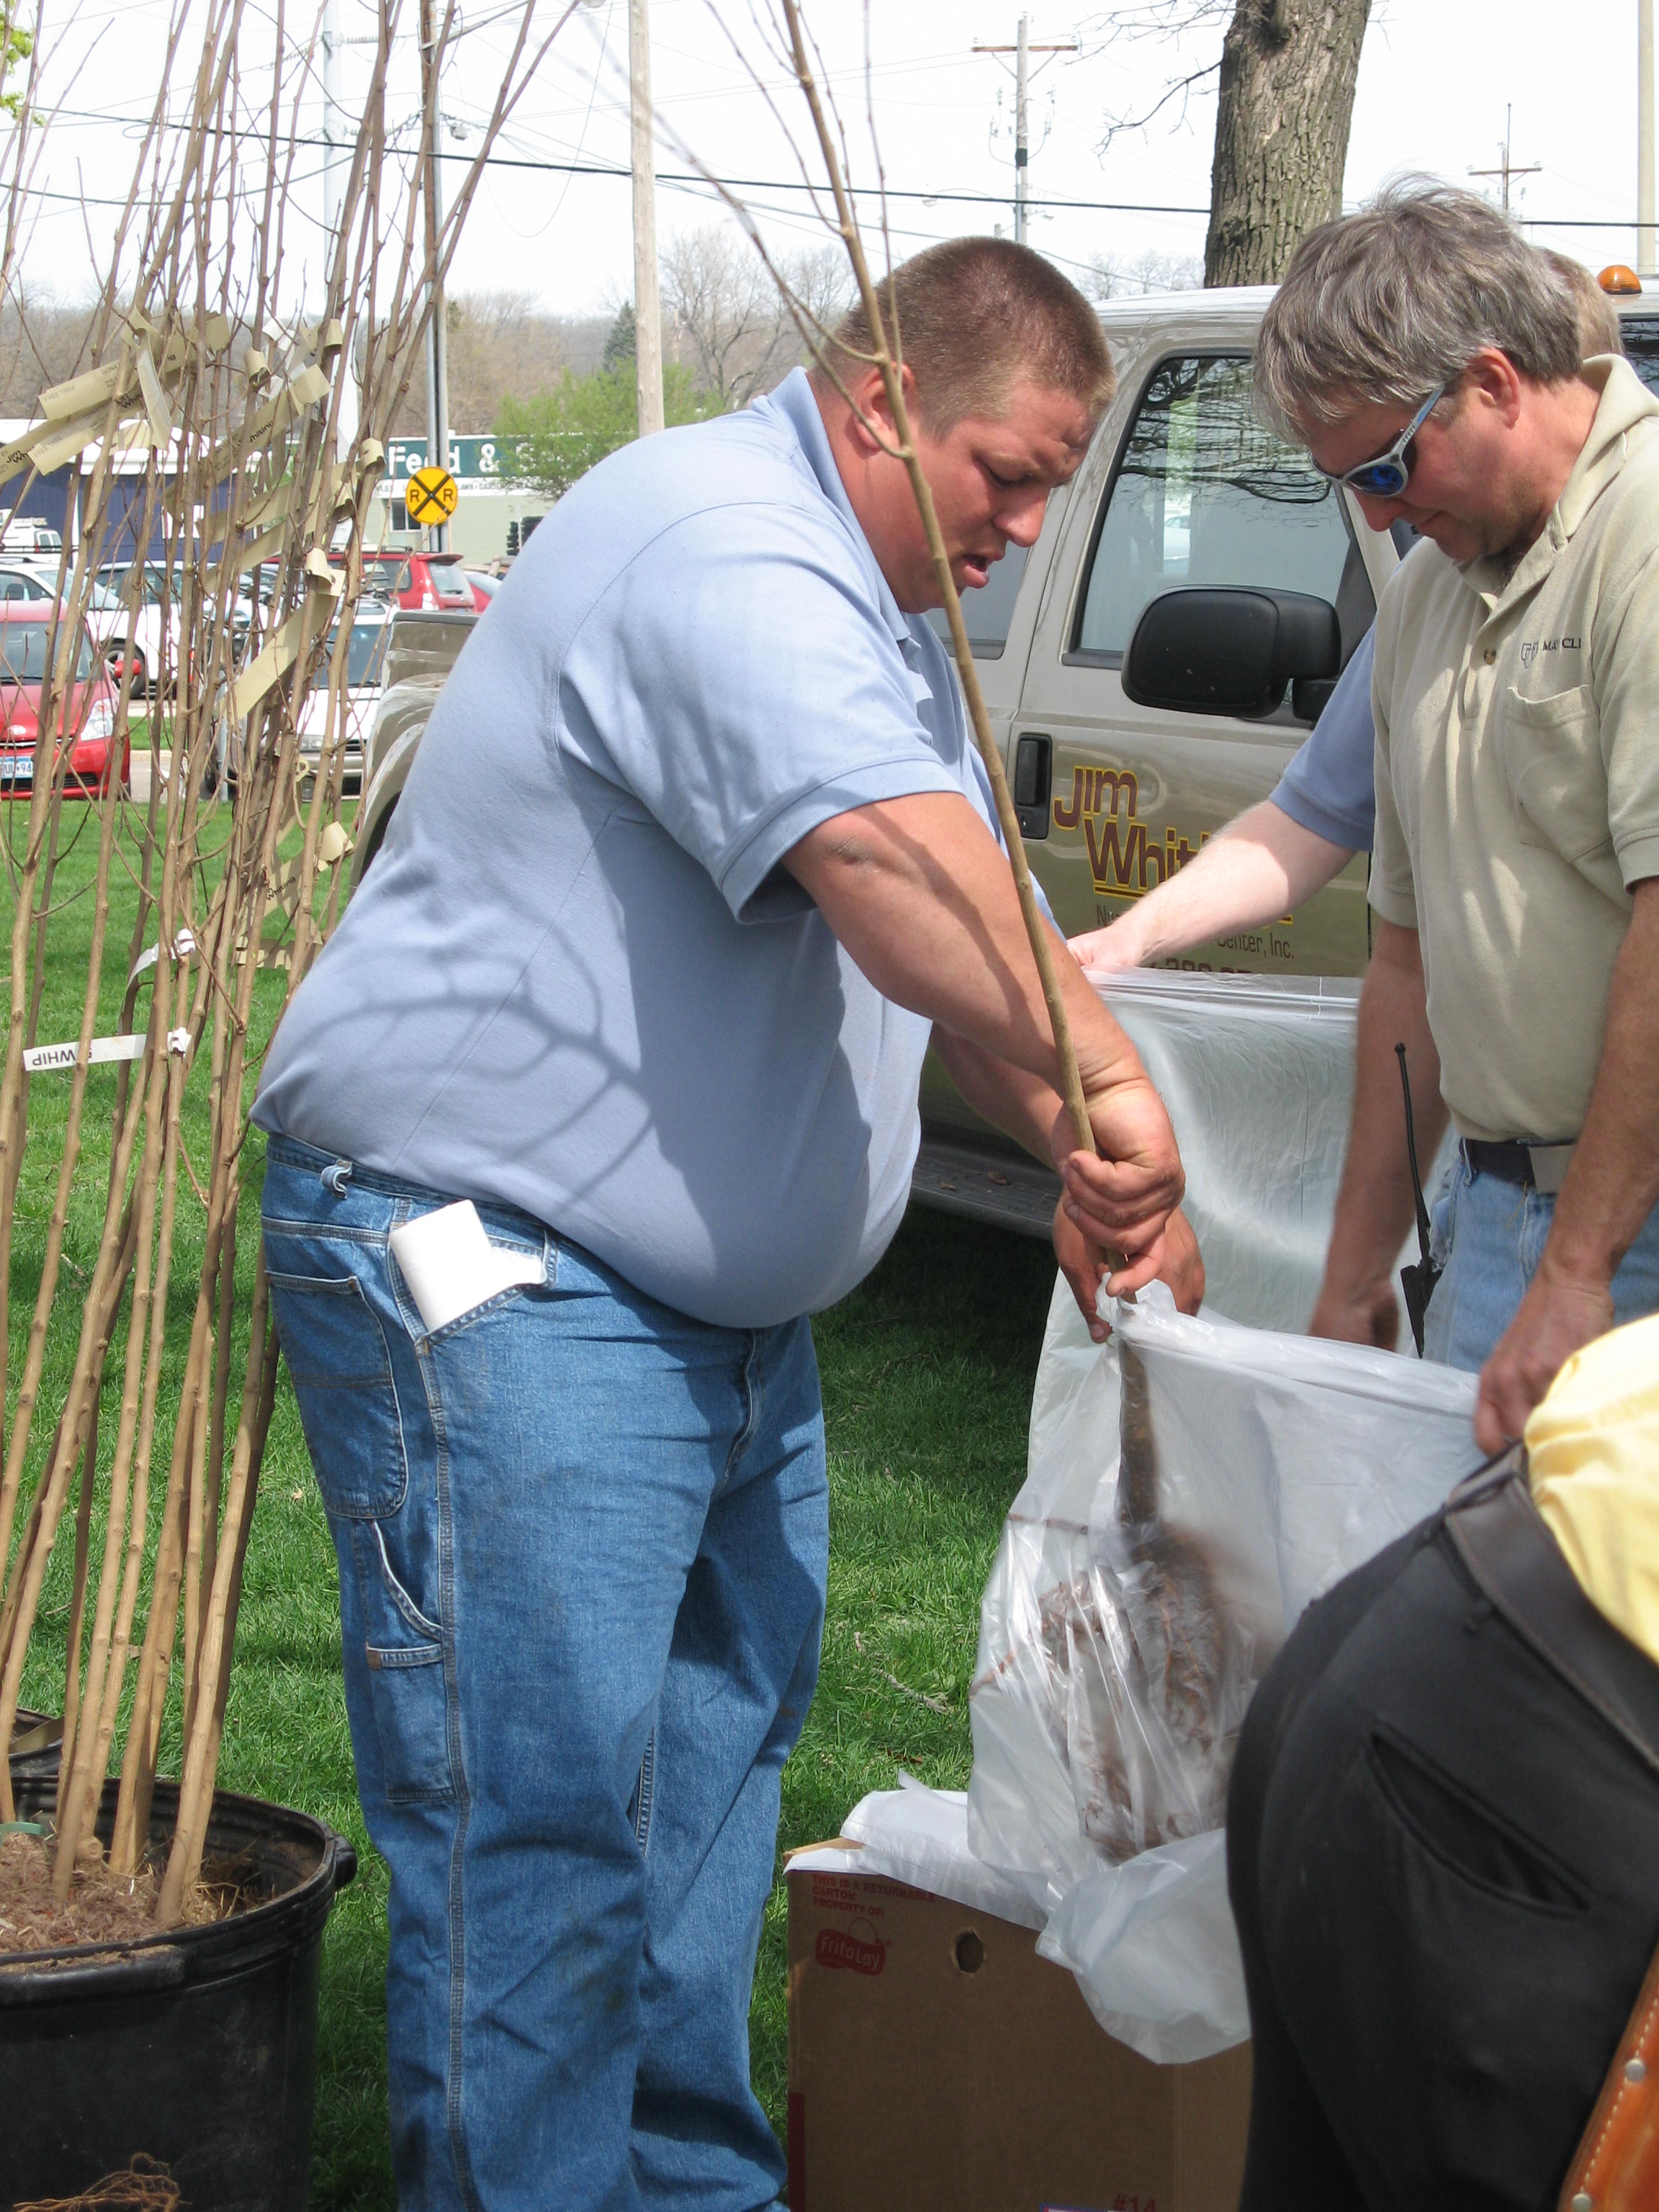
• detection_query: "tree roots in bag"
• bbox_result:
[982,1339,1244,1865]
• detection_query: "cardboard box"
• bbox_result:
[786,1863,1251,2212]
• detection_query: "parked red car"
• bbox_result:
[0,605,129,799]
[336,548,484,612]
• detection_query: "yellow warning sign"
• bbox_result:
[405,464,459,526]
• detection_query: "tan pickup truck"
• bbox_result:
[350,287,1659,1234]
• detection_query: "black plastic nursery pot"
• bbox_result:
[0,1770,356,2211]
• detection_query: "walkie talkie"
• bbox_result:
[1395,1042,1442,1357]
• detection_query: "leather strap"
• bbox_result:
[1445,1457,1659,1784]
[1557,1943,1659,2212]
[1439,1459,1659,2211]
[1463,1138,1577,1195]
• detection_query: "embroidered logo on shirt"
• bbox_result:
[1519,635,1583,668]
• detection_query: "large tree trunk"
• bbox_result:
[1204,0,1371,287]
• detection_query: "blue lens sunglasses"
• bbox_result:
[1318,382,1446,500]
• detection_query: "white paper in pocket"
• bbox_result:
[388,1200,544,1335]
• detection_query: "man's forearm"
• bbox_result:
[931,1028,1066,1163]
[788,792,1184,1287]
[1473,881,1659,1450]
[1071,801,1354,971]
[786,793,1148,1102]
[1543,879,1659,1285]
[1313,920,1446,1339]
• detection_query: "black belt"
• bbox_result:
[1463,1137,1576,1195]
[1445,1452,1659,1781]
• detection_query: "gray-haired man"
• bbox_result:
[1253,183,1659,1457]
[1220,184,1659,2212]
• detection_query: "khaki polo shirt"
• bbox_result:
[1370,356,1659,1143]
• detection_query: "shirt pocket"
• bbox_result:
[266,1263,410,1520]
[1498,685,1614,866]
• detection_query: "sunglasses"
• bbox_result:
[1318,383,1446,500]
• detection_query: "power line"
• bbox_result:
[20,107,1659,233]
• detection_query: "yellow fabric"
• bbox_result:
[1527,1313,1659,1665]
[1370,356,1659,1143]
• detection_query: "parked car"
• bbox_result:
[336,547,485,612]
[464,568,500,603]
[0,606,128,799]
[295,603,393,796]
[346,287,1659,1233]
[86,562,178,700]
[0,565,52,602]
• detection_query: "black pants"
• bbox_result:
[1227,1470,1659,2211]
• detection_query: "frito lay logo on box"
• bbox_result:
[814,1925,885,1976]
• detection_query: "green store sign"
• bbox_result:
[381,436,531,484]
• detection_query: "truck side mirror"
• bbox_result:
[1121,587,1341,720]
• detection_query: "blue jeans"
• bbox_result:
[1423,1149,1659,1372]
[261,1137,829,2212]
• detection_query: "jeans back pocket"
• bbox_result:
[267,1264,410,1519]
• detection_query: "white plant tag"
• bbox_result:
[388,1200,543,1336]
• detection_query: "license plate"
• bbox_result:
[0,756,31,784]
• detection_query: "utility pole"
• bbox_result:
[1641,0,1656,279]
[418,0,450,549]
[972,17,1079,247]
[1468,105,1540,217]
[628,0,665,438]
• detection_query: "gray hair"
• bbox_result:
[1256,179,1583,434]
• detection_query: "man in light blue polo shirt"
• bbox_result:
[255,238,1187,2212]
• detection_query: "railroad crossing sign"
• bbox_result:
[404,463,459,526]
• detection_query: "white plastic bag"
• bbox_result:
[968,1284,1480,2059]
[787,1771,1043,1930]
[1097,971,1363,1333]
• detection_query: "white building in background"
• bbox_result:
[374,435,548,565]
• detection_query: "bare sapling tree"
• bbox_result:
[0,0,578,1930]
[660,2,1097,1158]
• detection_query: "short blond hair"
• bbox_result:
[814,237,1115,435]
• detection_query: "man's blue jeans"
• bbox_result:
[261,1137,829,2212]
[1424,1149,1659,1372]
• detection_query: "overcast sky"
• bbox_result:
[13,0,1653,329]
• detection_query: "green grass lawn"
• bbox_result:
[4,804,1061,2206]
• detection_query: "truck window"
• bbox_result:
[1619,313,1659,395]
[925,543,1028,660]
[1072,354,1354,661]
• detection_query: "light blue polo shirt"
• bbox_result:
[1269,624,1377,852]
[255,371,1023,1327]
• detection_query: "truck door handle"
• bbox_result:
[1012,732,1051,840]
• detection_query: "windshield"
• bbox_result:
[312,621,391,691]
[96,563,168,607]
[0,621,96,685]
[358,558,410,599]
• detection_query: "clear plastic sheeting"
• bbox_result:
[968,1286,1480,2060]
[1094,971,1364,1334]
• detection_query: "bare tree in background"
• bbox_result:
[1089,0,1372,287]
[662,224,850,408]
[0,285,100,413]
[1082,248,1202,302]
